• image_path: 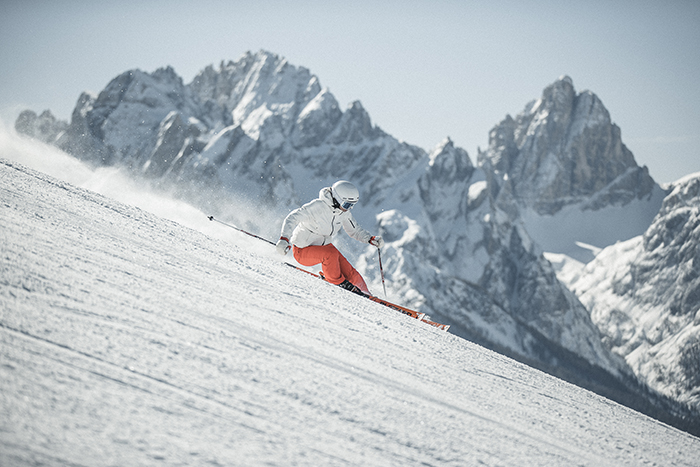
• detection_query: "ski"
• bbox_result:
[420,318,450,331]
[285,263,450,331]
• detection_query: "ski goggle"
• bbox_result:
[333,197,357,210]
[340,199,356,210]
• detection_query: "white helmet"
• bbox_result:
[331,180,359,210]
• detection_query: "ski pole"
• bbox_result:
[378,248,387,298]
[207,215,275,246]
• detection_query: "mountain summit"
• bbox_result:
[480,75,657,215]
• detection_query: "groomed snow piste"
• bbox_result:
[2,148,699,465]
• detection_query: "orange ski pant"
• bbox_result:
[293,244,370,294]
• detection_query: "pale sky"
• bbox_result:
[1,0,698,184]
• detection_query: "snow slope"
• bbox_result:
[2,161,699,464]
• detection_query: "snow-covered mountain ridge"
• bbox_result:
[2,158,699,465]
[14,50,696,429]
[560,171,700,412]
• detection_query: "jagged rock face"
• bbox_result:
[419,138,474,223]
[292,89,343,147]
[471,203,625,374]
[54,92,104,162]
[49,67,202,169]
[367,198,627,380]
[480,76,656,215]
[14,110,68,144]
[189,52,322,136]
[568,173,700,410]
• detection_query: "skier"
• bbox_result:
[276,180,384,295]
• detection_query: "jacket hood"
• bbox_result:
[319,187,335,207]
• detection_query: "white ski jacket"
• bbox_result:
[280,187,372,248]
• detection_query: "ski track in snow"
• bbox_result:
[2,158,699,466]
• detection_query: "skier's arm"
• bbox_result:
[277,205,308,255]
[280,207,302,241]
[342,215,373,244]
[342,214,384,248]
[276,210,294,254]
[279,201,318,243]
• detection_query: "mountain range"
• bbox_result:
[15,49,699,434]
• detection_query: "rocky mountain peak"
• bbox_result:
[534,75,576,132]
[291,88,342,148]
[328,100,384,144]
[425,137,474,182]
[14,109,67,144]
[189,50,321,135]
[481,76,657,215]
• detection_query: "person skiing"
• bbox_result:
[276,180,384,295]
